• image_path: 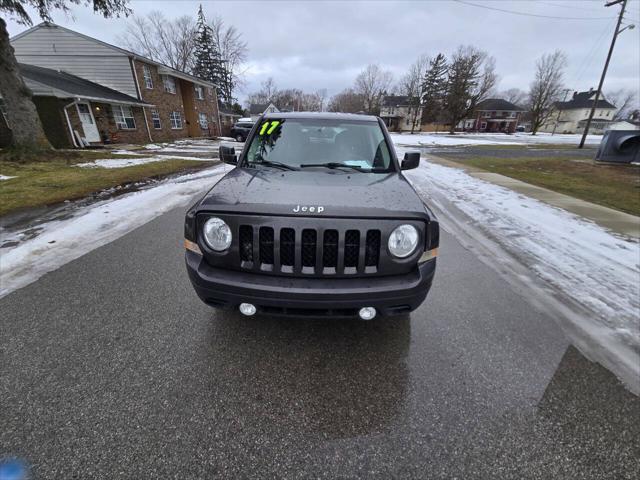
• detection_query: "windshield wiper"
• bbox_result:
[252,159,298,171]
[300,162,370,172]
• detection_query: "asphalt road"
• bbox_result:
[1,204,638,479]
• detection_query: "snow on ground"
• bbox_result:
[0,165,228,298]
[404,159,640,391]
[0,175,17,181]
[390,131,603,147]
[76,155,216,168]
[75,139,222,168]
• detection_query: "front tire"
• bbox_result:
[236,134,244,142]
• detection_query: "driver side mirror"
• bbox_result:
[219,145,237,165]
[401,152,420,170]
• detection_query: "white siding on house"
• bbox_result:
[12,25,138,97]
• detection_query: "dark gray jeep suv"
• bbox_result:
[185,112,439,319]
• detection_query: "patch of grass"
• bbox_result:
[0,148,145,164]
[440,155,640,216]
[0,158,215,217]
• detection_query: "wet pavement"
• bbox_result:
[0,205,638,479]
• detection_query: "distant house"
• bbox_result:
[249,102,279,121]
[380,96,423,132]
[3,22,220,147]
[539,89,618,134]
[460,98,525,133]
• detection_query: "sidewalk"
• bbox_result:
[428,155,640,239]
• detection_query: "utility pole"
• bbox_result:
[579,0,629,148]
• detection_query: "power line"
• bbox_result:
[453,0,617,20]
[569,17,618,88]
[538,1,615,13]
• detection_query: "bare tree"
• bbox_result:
[1,0,130,150]
[354,64,393,115]
[398,55,429,133]
[208,15,248,102]
[118,11,196,72]
[328,88,365,113]
[316,88,328,112]
[528,50,567,135]
[606,89,637,121]
[499,88,527,107]
[443,46,497,134]
[246,77,279,106]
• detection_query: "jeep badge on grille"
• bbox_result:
[293,205,324,213]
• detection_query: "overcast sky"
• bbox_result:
[6,0,640,104]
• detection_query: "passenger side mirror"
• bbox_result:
[401,152,420,170]
[219,145,237,165]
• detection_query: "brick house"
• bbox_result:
[5,22,220,146]
[0,63,152,148]
[460,99,525,133]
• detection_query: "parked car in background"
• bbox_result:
[230,118,255,142]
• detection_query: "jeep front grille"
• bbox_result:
[238,225,382,275]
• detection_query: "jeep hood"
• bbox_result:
[198,167,431,220]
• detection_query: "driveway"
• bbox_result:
[1,204,638,479]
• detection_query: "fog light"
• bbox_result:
[359,307,377,320]
[239,303,256,316]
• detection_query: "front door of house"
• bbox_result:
[76,103,100,143]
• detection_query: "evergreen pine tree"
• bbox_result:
[420,53,448,125]
[193,5,225,97]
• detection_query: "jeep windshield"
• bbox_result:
[244,118,395,172]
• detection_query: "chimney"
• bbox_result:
[588,87,594,94]
[573,91,578,99]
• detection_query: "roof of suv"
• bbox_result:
[262,112,378,122]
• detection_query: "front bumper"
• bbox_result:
[186,251,436,317]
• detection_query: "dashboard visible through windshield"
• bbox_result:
[244,118,394,172]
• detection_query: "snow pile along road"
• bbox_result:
[390,131,603,147]
[0,165,227,298]
[405,161,640,391]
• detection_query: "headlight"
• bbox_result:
[388,224,419,258]
[203,217,232,251]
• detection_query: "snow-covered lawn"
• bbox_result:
[76,154,216,169]
[0,165,228,298]
[0,175,17,181]
[75,139,224,168]
[390,131,603,147]
[405,159,639,392]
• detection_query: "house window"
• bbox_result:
[195,85,204,100]
[143,65,153,89]
[170,111,183,129]
[151,109,161,129]
[480,122,487,130]
[163,76,176,94]
[112,105,136,129]
[508,112,516,118]
[198,112,208,129]
[482,111,491,118]
[207,87,213,97]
